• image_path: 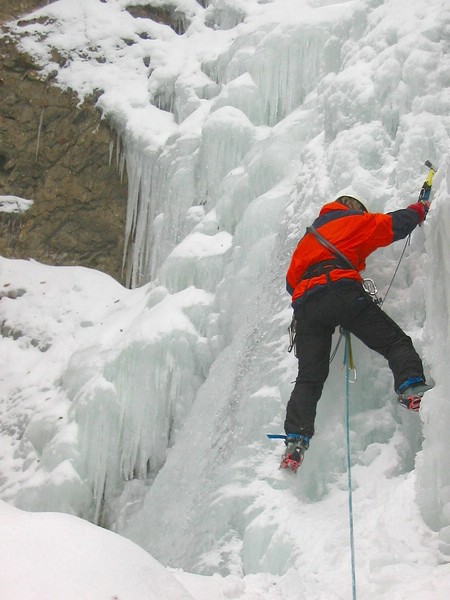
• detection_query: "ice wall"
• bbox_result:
[117,0,450,574]
[2,0,450,584]
[417,159,450,547]
[61,282,221,525]
[121,1,349,288]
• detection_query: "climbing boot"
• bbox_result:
[280,434,310,473]
[397,381,433,412]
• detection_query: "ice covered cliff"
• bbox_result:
[1,0,450,597]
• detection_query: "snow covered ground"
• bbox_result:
[1,0,450,598]
[0,500,197,600]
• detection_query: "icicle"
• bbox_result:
[115,134,126,183]
[108,139,114,167]
[116,132,121,167]
[35,108,45,161]
[121,132,202,287]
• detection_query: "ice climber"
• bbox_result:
[282,194,433,472]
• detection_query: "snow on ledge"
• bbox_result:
[0,195,34,214]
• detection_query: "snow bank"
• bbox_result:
[0,500,195,600]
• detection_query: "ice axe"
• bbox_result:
[419,160,437,202]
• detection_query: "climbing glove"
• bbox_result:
[407,200,430,224]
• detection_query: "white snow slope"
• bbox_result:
[1,0,450,598]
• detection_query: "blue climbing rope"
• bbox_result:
[344,331,357,600]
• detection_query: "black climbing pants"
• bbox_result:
[284,281,424,438]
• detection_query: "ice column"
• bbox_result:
[416,158,450,550]
[123,136,200,288]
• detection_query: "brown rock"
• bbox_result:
[125,4,189,35]
[0,0,51,24]
[0,7,128,283]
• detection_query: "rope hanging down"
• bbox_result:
[343,330,357,600]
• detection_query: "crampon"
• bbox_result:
[279,435,310,473]
[266,434,310,473]
[280,449,305,473]
[397,381,433,412]
[397,394,422,412]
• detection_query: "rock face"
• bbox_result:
[0,1,128,283]
[125,4,189,34]
[0,0,47,23]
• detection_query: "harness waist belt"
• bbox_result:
[300,258,351,281]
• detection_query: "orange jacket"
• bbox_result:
[287,201,420,307]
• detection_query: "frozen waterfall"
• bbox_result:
[1,0,450,597]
